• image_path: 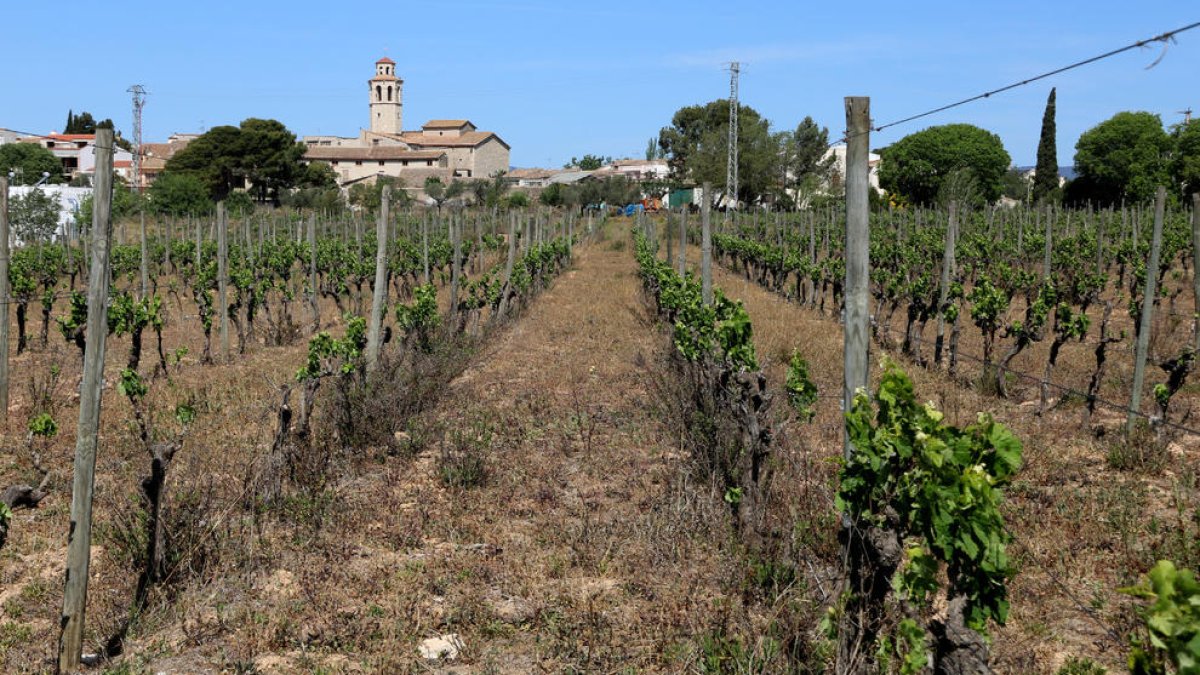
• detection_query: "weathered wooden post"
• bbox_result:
[365,186,391,372]
[701,184,713,305]
[1191,193,1200,353]
[217,201,230,361]
[934,203,958,365]
[58,128,116,672]
[1128,187,1166,435]
[139,210,149,299]
[678,208,688,275]
[837,95,872,675]
[0,177,10,421]
[308,214,319,333]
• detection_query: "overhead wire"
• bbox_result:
[829,19,1200,147]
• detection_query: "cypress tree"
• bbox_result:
[65,110,75,134]
[1032,88,1058,203]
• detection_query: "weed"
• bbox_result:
[438,418,492,489]
[1056,656,1107,674]
[1106,420,1167,473]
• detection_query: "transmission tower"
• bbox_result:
[1181,108,1193,124]
[726,62,740,213]
[128,85,147,192]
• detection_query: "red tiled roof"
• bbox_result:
[377,56,395,64]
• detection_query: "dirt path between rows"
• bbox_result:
[132,227,741,673]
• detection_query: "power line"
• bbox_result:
[831,19,1200,147]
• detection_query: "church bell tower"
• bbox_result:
[369,57,402,135]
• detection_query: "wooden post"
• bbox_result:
[308,215,319,333]
[449,210,462,317]
[843,96,871,426]
[365,186,390,372]
[701,183,713,305]
[664,209,674,265]
[422,211,430,285]
[678,208,687,275]
[139,210,149,299]
[1192,194,1200,353]
[837,94,872,675]
[934,203,958,366]
[58,128,116,672]
[0,177,10,422]
[504,212,518,283]
[216,202,230,361]
[1043,205,1053,278]
[1128,187,1166,435]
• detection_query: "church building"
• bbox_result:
[304,57,511,192]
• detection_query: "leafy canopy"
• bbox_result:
[658,100,780,205]
[163,118,307,204]
[0,143,63,185]
[1072,111,1172,205]
[879,124,1011,206]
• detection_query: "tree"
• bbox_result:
[1001,167,1029,202]
[1073,111,1171,205]
[645,137,662,161]
[76,181,145,231]
[878,124,1011,206]
[568,154,609,170]
[349,176,407,213]
[163,118,306,204]
[1172,120,1200,198]
[238,118,307,204]
[788,116,834,184]
[64,111,107,134]
[148,172,213,216]
[421,177,465,209]
[539,182,566,207]
[0,143,63,185]
[503,192,529,208]
[1032,88,1060,203]
[299,161,338,190]
[658,100,781,205]
[8,189,60,242]
[778,116,835,207]
[467,171,510,208]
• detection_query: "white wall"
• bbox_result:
[8,185,92,238]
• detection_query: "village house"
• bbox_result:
[19,132,135,184]
[303,57,510,198]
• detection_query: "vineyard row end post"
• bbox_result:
[58,128,117,673]
[837,94,872,675]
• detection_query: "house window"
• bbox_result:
[331,161,339,166]
[355,161,363,166]
[426,160,432,166]
[379,161,385,166]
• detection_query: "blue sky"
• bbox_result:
[3,2,1196,168]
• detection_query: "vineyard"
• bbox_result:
[1,174,1199,672]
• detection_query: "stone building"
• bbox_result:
[303,57,510,195]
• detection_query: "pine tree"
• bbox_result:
[65,110,75,134]
[1032,88,1058,203]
